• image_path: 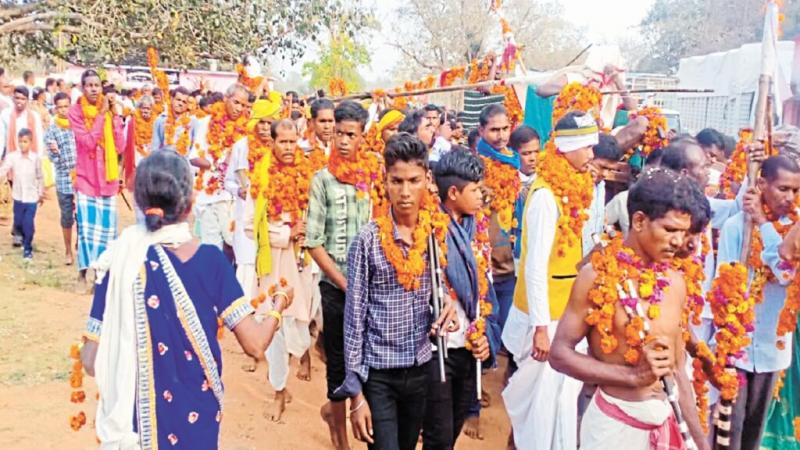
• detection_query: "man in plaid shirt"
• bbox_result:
[44,92,77,265]
[336,133,457,450]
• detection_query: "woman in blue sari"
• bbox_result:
[81,150,291,449]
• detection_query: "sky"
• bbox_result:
[272,0,656,88]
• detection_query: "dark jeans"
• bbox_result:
[320,281,346,401]
[422,349,477,450]
[13,200,36,255]
[493,275,516,331]
[56,191,75,229]
[716,369,777,450]
[364,362,430,450]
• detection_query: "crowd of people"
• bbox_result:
[3,58,800,450]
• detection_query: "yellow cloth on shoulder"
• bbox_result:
[253,152,273,277]
[82,104,118,183]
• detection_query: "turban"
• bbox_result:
[376,110,405,134]
[247,91,282,133]
[553,113,599,153]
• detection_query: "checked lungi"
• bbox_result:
[76,192,117,270]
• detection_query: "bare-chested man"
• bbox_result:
[550,168,709,450]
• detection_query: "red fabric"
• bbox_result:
[7,108,41,153]
[594,391,686,450]
[123,119,136,192]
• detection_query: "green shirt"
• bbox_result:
[305,168,371,285]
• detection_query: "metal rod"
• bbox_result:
[428,233,446,383]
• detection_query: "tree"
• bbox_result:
[388,0,582,77]
[302,32,370,93]
[0,0,372,68]
[638,0,774,72]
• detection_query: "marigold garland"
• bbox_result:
[79,94,105,133]
[674,232,710,343]
[148,47,192,157]
[628,107,669,158]
[266,148,314,224]
[585,235,671,364]
[327,143,386,215]
[708,262,753,401]
[467,57,492,84]
[195,102,248,194]
[777,261,800,347]
[692,341,714,433]
[773,369,786,400]
[718,129,753,199]
[749,207,800,305]
[480,153,521,235]
[465,211,493,351]
[235,63,262,93]
[536,140,594,256]
[328,78,348,97]
[302,129,330,173]
[552,82,602,127]
[134,109,155,158]
[490,84,523,128]
[246,134,271,200]
[440,66,466,87]
[68,342,87,431]
[375,191,450,291]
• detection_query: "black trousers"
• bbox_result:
[320,281,346,401]
[363,362,430,450]
[715,369,777,450]
[422,348,477,450]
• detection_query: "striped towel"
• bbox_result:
[76,192,118,270]
[461,90,506,131]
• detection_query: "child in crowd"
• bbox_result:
[0,128,44,260]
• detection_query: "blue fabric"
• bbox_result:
[13,200,36,256]
[477,138,520,170]
[75,192,117,270]
[151,113,196,153]
[444,211,479,321]
[88,244,248,448]
[44,124,77,194]
[522,85,555,145]
[513,192,526,260]
[493,276,515,332]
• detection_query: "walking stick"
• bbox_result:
[428,233,447,383]
[618,280,697,450]
[297,209,308,272]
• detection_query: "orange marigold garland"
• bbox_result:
[628,107,669,158]
[68,343,87,431]
[718,129,753,200]
[327,143,386,215]
[79,94,105,132]
[692,341,714,433]
[749,208,800,305]
[375,191,450,291]
[266,148,314,224]
[246,134,271,200]
[552,82,602,127]
[708,262,753,402]
[196,102,248,194]
[302,128,330,173]
[585,234,671,364]
[133,109,155,158]
[674,232,710,343]
[328,78,348,97]
[777,261,800,347]
[536,140,594,256]
[490,83,523,128]
[480,153,521,234]
[465,210,493,350]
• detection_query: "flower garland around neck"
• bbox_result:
[267,147,315,224]
[134,109,155,158]
[673,231,710,343]
[327,142,386,215]
[749,205,800,305]
[303,128,329,173]
[465,210,494,351]
[585,234,671,365]
[68,342,87,431]
[692,341,714,433]
[707,262,753,402]
[718,128,753,200]
[375,191,450,291]
[628,106,669,159]
[365,121,387,155]
[552,82,602,127]
[480,152,521,235]
[536,140,594,256]
[195,102,248,194]
[165,110,192,156]
[246,133,271,200]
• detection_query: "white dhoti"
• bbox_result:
[581,389,684,450]
[502,320,585,450]
[231,195,256,299]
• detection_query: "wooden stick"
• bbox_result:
[334,80,714,101]
[564,44,593,68]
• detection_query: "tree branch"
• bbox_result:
[389,41,439,71]
[0,2,44,20]
[0,12,83,34]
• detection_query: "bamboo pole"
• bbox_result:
[334,80,714,101]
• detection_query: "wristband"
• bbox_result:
[272,290,289,309]
[349,399,366,414]
[267,310,282,327]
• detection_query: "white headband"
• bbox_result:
[554,133,599,153]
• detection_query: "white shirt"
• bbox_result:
[224,137,256,265]
[605,190,629,236]
[0,107,45,155]
[192,115,232,206]
[582,181,606,256]
[502,186,559,358]
[0,151,43,203]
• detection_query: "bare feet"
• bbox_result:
[320,401,350,450]
[65,252,74,266]
[242,357,258,373]
[315,332,327,364]
[480,388,491,408]
[267,389,289,423]
[463,415,484,440]
[296,350,311,381]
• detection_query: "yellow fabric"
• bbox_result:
[513,176,582,321]
[42,158,55,188]
[55,116,71,129]
[376,110,405,133]
[247,92,283,133]
[253,150,273,277]
[103,112,119,182]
